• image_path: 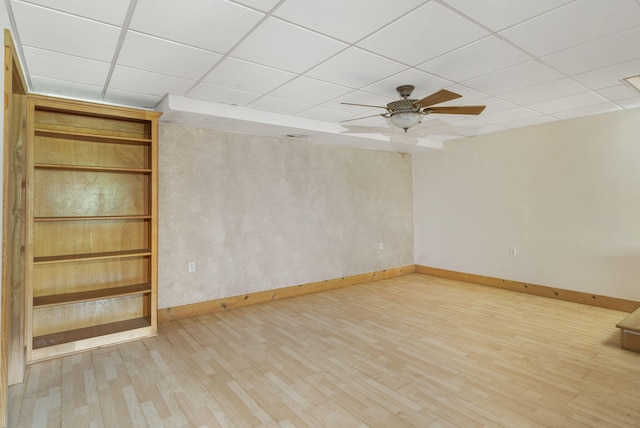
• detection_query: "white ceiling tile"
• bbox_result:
[500,115,557,129]
[617,98,640,108]
[499,0,640,56]
[297,107,354,122]
[430,118,500,137]
[442,0,573,31]
[468,124,507,136]
[274,0,425,43]
[248,96,313,115]
[10,0,640,148]
[596,85,639,102]
[232,0,280,12]
[340,112,389,127]
[463,60,562,95]
[103,89,162,109]
[188,82,261,106]
[306,48,407,89]
[358,2,487,66]
[130,0,264,53]
[422,117,466,128]
[269,77,352,105]
[30,75,103,100]
[423,116,468,127]
[428,119,476,135]
[500,78,587,106]
[479,107,539,125]
[23,46,110,86]
[429,135,465,143]
[109,66,195,97]
[442,84,491,103]
[118,32,222,80]
[232,17,348,73]
[528,92,608,114]
[573,58,640,90]
[18,0,130,25]
[341,115,389,129]
[321,91,393,115]
[473,97,517,115]
[420,116,465,129]
[543,27,640,75]
[417,36,531,82]
[11,1,120,61]
[203,57,296,94]
[551,103,621,120]
[362,69,453,99]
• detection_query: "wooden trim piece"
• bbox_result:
[24,95,36,360]
[149,105,159,336]
[415,265,640,313]
[27,94,161,122]
[158,265,416,323]
[3,31,28,424]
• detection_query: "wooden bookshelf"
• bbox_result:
[25,95,160,361]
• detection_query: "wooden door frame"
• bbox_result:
[2,28,28,427]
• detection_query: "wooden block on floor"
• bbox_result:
[620,330,640,353]
[616,308,640,352]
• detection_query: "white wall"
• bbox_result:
[158,123,414,309]
[413,107,640,301]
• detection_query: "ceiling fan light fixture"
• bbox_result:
[389,112,422,132]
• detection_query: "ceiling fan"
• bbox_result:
[341,85,486,132]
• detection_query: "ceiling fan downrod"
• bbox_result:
[396,85,415,99]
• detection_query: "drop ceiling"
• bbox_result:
[7,0,640,152]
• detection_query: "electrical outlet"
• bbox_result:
[379,242,384,250]
[510,247,517,256]
[188,261,196,273]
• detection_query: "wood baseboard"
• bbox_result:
[415,265,640,313]
[158,265,416,323]
[159,264,640,323]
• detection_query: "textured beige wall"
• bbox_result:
[413,107,640,301]
[158,123,413,308]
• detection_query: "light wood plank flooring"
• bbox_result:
[8,274,640,427]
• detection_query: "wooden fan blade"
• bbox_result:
[412,89,462,108]
[340,102,388,109]
[340,113,386,123]
[425,105,486,115]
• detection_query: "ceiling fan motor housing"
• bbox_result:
[389,85,421,114]
[387,99,420,113]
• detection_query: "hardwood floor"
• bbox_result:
[8,274,640,427]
